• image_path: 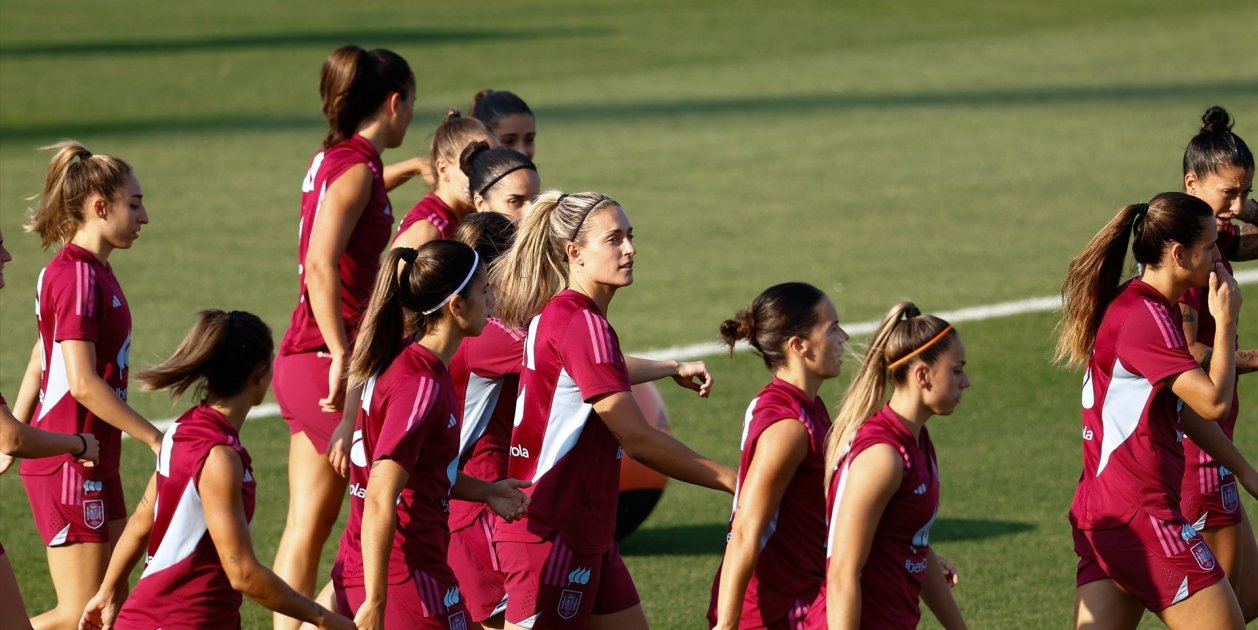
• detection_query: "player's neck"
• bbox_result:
[1138,266,1188,305]
[68,231,114,264]
[355,124,389,156]
[418,328,463,365]
[434,186,473,221]
[207,395,255,431]
[887,391,930,441]
[568,276,616,315]
[775,364,822,399]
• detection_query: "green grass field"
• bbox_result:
[2,0,1257,627]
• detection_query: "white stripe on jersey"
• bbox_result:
[142,478,207,578]
[530,367,590,484]
[459,373,503,459]
[36,341,70,424]
[1096,357,1154,476]
[826,460,853,559]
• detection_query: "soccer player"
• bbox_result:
[0,228,100,630]
[708,283,849,629]
[78,310,355,630]
[807,301,968,630]
[392,110,493,249]
[332,241,529,630]
[1058,192,1245,628]
[2,141,163,630]
[461,141,540,223]
[1177,105,1258,622]
[488,190,736,629]
[470,90,536,160]
[271,45,415,630]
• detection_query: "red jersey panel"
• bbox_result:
[336,343,462,587]
[115,404,256,629]
[495,290,632,554]
[709,379,830,625]
[448,318,525,532]
[280,134,394,355]
[397,193,460,241]
[1072,279,1199,529]
[822,404,939,629]
[21,243,131,479]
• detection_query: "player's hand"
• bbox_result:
[486,478,531,522]
[671,361,714,398]
[1207,263,1242,329]
[937,554,960,588]
[318,609,356,630]
[319,353,348,413]
[353,600,384,630]
[327,421,355,478]
[74,432,101,466]
[79,587,125,630]
[0,451,14,475]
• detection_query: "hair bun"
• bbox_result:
[443,108,462,123]
[719,310,757,348]
[1201,106,1233,135]
[459,140,491,176]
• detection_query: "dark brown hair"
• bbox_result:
[459,141,537,198]
[455,211,517,266]
[470,89,533,132]
[136,310,273,400]
[26,141,133,249]
[1183,106,1254,178]
[719,282,828,370]
[429,109,491,181]
[320,45,413,148]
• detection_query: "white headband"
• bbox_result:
[421,250,480,315]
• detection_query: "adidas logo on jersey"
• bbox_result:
[568,566,592,585]
[913,483,928,495]
[510,444,530,458]
[111,295,122,308]
[448,414,457,429]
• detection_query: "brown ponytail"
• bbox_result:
[136,310,273,400]
[26,141,133,249]
[1055,192,1212,367]
[823,301,955,488]
[320,45,413,148]
[349,240,481,387]
[488,190,620,329]
[720,282,828,370]
[429,108,491,183]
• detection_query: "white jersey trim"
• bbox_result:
[459,373,503,459]
[530,367,590,484]
[1096,357,1154,477]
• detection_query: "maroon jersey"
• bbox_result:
[115,404,256,629]
[1073,279,1198,529]
[495,290,632,554]
[709,379,830,625]
[336,343,462,587]
[280,134,394,355]
[448,318,525,532]
[21,243,131,479]
[397,193,460,241]
[822,404,939,629]
[1178,222,1240,519]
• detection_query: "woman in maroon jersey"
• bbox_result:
[708,282,848,630]
[392,110,494,249]
[331,241,528,630]
[78,310,355,630]
[470,90,535,160]
[461,141,540,223]
[1058,192,1245,628]
[487,191,736,629]
[270,45,415,629]
[1176,106,1258,622]
[3,141,163,630]
[808,301,967,630]
[0,228,101,629]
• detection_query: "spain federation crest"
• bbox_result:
[447,610,468,630]
[83,499,106,530]
[557,589,583,620]
[1190,541,1216,571]
[1221,479,1239,513]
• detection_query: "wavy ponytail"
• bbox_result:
[488,190,619,329]
[320,45,413,148]
[720,282,827,370]
[26,141,133,249]
[824,301,955,488]
[136,310,273,400]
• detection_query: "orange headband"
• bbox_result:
[887,325,953,371]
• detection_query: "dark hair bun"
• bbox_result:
[719,310,756,347]
[459,140,492,176]
[1201,106,1233,135]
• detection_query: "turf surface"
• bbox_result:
[2,1,1257,627]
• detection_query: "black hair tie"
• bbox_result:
[479,164,537,197]
[397,247,418,263]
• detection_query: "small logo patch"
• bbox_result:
[1221,479,1239,513]
[913,483,928,495]
[447,610,468,630]
[83,499,106,529]
[557,589,583,620]
[1190,541,1217,571]
[111,295,122,309]
[568,566,591,585]
[82,479,103,494]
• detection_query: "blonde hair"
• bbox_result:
[26,141,133,249]
[488,190,620,329]
[823,301,955,488]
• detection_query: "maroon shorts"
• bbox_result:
[273,351,342,454]
[447,509,507,622]
[334,567,471,630]
[497,533,640,628]
[1074,509,1225,612]
[22,464,124,546]
[1181,461,1243,530]
[707,572,817,629]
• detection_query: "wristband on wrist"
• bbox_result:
[1201,350,1213,372]
[72,433,88,458]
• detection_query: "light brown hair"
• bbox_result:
[26,141,133,249]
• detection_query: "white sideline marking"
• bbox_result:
[137,267,1258,432]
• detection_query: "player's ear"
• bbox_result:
[786,334,808,360]
[1184,171,1199,196]
[1169,241,1187,269]
[914,361,931,390]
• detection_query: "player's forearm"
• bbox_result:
[360,491,398,608]
[383,157,425,192]
[13,343,42,423]
[75,376,161,449]
[1236,348,1258,374]
[920,551,966,630]
[451,472,494,503]
[826,572,861,630]
[624,431,735,493]
[713,526,763,629]
[624,356,679,385]
[0,409,83,458]
[99,514,152,596]
[306,264,351,357]
[237,560,337,625]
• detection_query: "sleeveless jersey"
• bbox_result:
[115,404,256,629]
[495,290,632,554]
[448,318,525,532]
[336,343,462,586]
[1072,278,1198,529]
[280,134,394,355]
[397,193,460,241]
[22,243,131,479]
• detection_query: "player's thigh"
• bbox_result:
[1156,578,1243,629]
[284,432,345,521]
[45,540,110,604]
[0,553,32,630]
[1074,578,1143,630]
[589,604,648,630]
